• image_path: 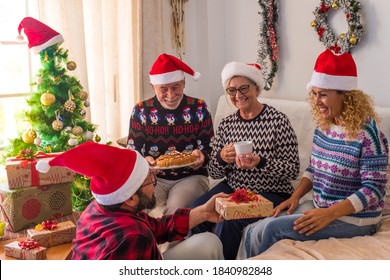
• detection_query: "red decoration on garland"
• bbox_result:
[229,188,259,204]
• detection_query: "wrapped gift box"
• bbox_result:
[0,183,73,232]
[215,194,273,220]
[5,153,75,189]
[4,240,47,260]
[27,220,76,248]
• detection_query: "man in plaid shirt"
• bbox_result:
[36,142,225,260]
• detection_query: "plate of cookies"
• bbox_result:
[151,151,199,170]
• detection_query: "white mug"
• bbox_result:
[234,141,253,155]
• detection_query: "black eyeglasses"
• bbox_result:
[140,171,157,188]
[226,84,252,96]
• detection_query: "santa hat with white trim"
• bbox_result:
[307,49,358,91]
[36,142,149,206]
[17,17,64,55]
[149,53,201,85]
[221,62,264,90]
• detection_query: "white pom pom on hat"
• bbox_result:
[307,49,358,91]
[149,53,201,85]
[221,62,264,90]
[35,142,150,206]
[17,17,64,55]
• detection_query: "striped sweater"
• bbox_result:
[304,118,389,226]
[208,104,300,194]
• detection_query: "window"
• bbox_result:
[0,0,39,150]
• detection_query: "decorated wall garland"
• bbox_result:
[311,0,364,54]
[257,0,279,91]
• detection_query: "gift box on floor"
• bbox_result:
[27,220,76,248]
[0,183,73,232]
[4,240,47,260]
[5,152,75,190]
[215,189,273,220]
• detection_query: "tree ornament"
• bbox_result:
[84,100,90,107]
[64,126,72,133]
[72,126,83,136]
[35,76,43,84]
[257,0,280,90]
[52,119,64,131]
[67,61,77,71]
[64,90,76,113]
[43,52,49,63]
[79,109,86,117]
[40,92,56,106]
[78,91,89,101]
[311,0,364,54]
[52,110,64,131]
[68,138,78,146]
[83,130,94,141]
[94,134,102,142]
[34,137,42,146]
[22,129,37,144]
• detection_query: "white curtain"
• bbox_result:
[38,0,165,144]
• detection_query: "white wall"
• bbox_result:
[177,0,390,117]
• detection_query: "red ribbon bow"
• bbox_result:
[18,240,40,250]
[229,188,259,203]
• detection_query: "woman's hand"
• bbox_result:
[272,196,300,217]
[220,143,236,163]
[293,208,335,236]
[235,154,260,169]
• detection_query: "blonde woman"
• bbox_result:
[237,49,389,259]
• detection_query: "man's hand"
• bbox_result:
[191,149,204,170]
[188,192,230,229]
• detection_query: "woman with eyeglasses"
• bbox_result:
[190,61,300,259]
[236,49,389,259]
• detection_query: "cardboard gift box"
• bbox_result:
[215,191,273,220]
[5,152,75,190]
[4,240,47,260]
[0,183,73,232]
[27,220,76,248]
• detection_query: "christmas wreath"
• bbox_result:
[311,0,364,54]
[257,0,279,90]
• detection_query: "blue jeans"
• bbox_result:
[239,200,381,258]
[190,180,291,260]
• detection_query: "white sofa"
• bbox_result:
[214,95,390,260]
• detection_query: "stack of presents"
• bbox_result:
[0,152,77,259]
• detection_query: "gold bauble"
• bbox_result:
[64,100,76,113]
[310,21,317,28]
[331,2,339,9]
[72,126,83,136]
[52,120,64,131]
[94,134,101,142]
[40,92,56,106]
[339,33,346,39]
[67,61,77,71]
[349,36,357,45]
[79,91,89,101]
[22,129,37,144]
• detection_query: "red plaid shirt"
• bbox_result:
[71,200,190,260]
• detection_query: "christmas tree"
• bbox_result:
[3,17,99,211]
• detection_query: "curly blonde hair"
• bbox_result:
[308,90,379,140]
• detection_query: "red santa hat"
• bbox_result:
[221,62,263,90]
[36,142,149,206]
[17,17,64,55]
[149,53,201,85]
[307,49,358,91]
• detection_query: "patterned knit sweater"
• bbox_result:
[304,118,389,226]
[208,105,300,194]
[127,95,214,180]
